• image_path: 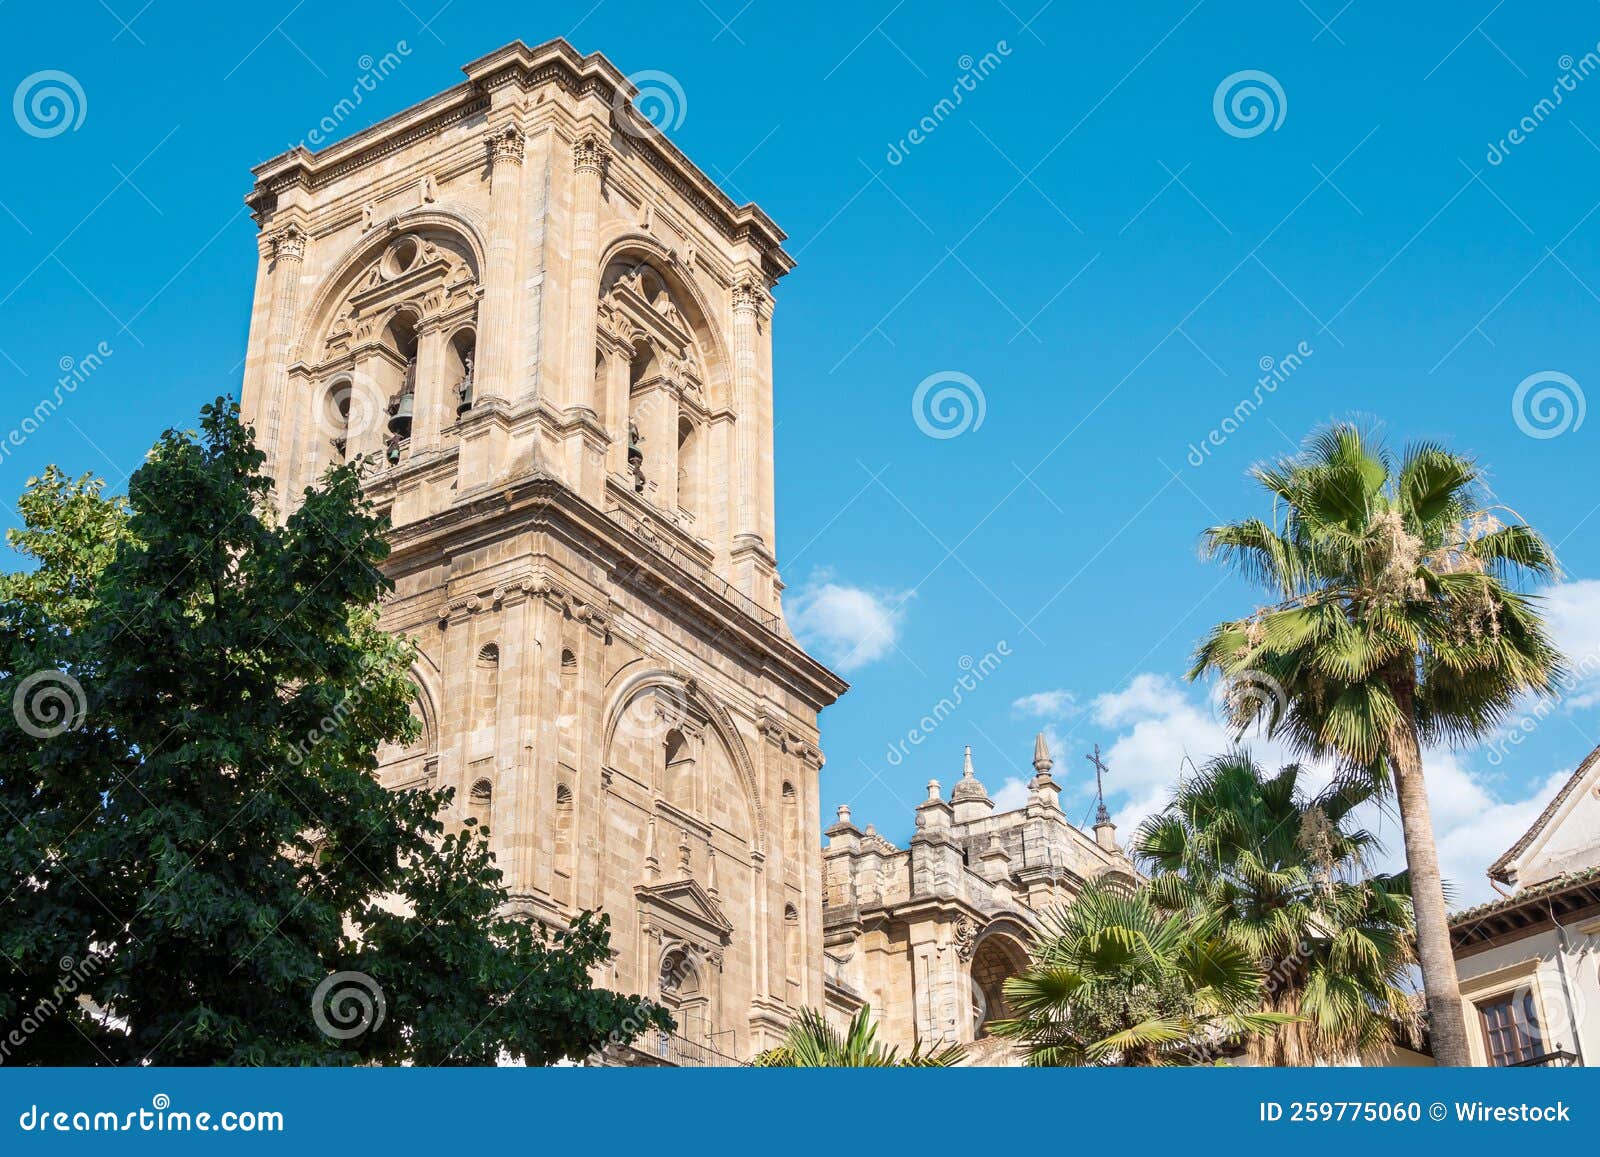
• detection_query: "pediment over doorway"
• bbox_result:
[635,877,733,945]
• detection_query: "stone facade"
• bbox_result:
[239,38,846,1062]
[822,736,1136,1060]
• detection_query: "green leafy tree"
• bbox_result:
[992,880,1289,1066]
[1190,423,1562,1066]
[0,399,668,1065]
[752,1005,966,1067]
[1135,752,1420,1065]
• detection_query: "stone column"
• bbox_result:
[263,224,307,496]
[633,377,679,510]
[348,349,390,464]
[563,132,609,413]
[476,126,525,403]
[755,291,777,549]
[437,601,477,824]
[411,319,449,454]
[525,596,564,900]
[576,614,609,914]
[494,592,532,894]
[730,277,763,546]
[599,329,633,479]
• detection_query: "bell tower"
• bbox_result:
[239,38,845,1060]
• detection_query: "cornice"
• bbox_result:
[379,472,847,709]
[246,37,794,281]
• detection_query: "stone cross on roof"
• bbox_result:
[1085,743,1111,826]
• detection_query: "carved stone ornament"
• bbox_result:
[954,916,979,960]
[731,277,767,314]
[271,224,308,263]
[489,125,525,168]
[573,131,609,175]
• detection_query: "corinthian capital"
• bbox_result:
[573,131,610,175]
[489,125,525,169]
[731,277,768,314]
[270,224,307,263]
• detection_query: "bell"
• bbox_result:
[387,390,413,436]
[456,376,473,416]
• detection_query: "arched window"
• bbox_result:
[663,727,697,814]
[554,781,574,905]
[969,936,1029,1039]
[320,378,357,460]
[658,944,710,1044]
[676,414,701,520]
[448,327,475,416]
[299,228,480,503]
[781,780,799,853]
[377,311,420,464]
[474,643,499,728]
[557,647,578,766]
[784,902,802,996]
[468,777,493,833]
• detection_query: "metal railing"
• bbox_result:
[1510,1049,1580,1067]
[651,1029,748,1067]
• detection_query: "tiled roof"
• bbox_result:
[1449,865,1600,926]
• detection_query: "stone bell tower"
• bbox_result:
[239,38,846,1060]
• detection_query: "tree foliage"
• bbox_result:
[1135,752,1420,1065]
[751,1005,966,1067]
[991,880,1291,1066]
[0,400,668,1065]
[1189,423,1563,1065]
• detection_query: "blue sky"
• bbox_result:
[3,1,1598,903]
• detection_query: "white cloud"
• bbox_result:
[1540,581,1600,705]
[786,574,909,671]
[990,776,1030,811]
[1081,672,1569,906]
[1012,689,1079,718]
[1543,579,1600,669]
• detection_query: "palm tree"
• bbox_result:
[1190,423,1562,1065]
[992,879,1290,1065]
[1135,752,1421,1065]
[752,1005,966,1067]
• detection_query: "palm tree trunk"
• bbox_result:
[1387,709,1471,1066]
